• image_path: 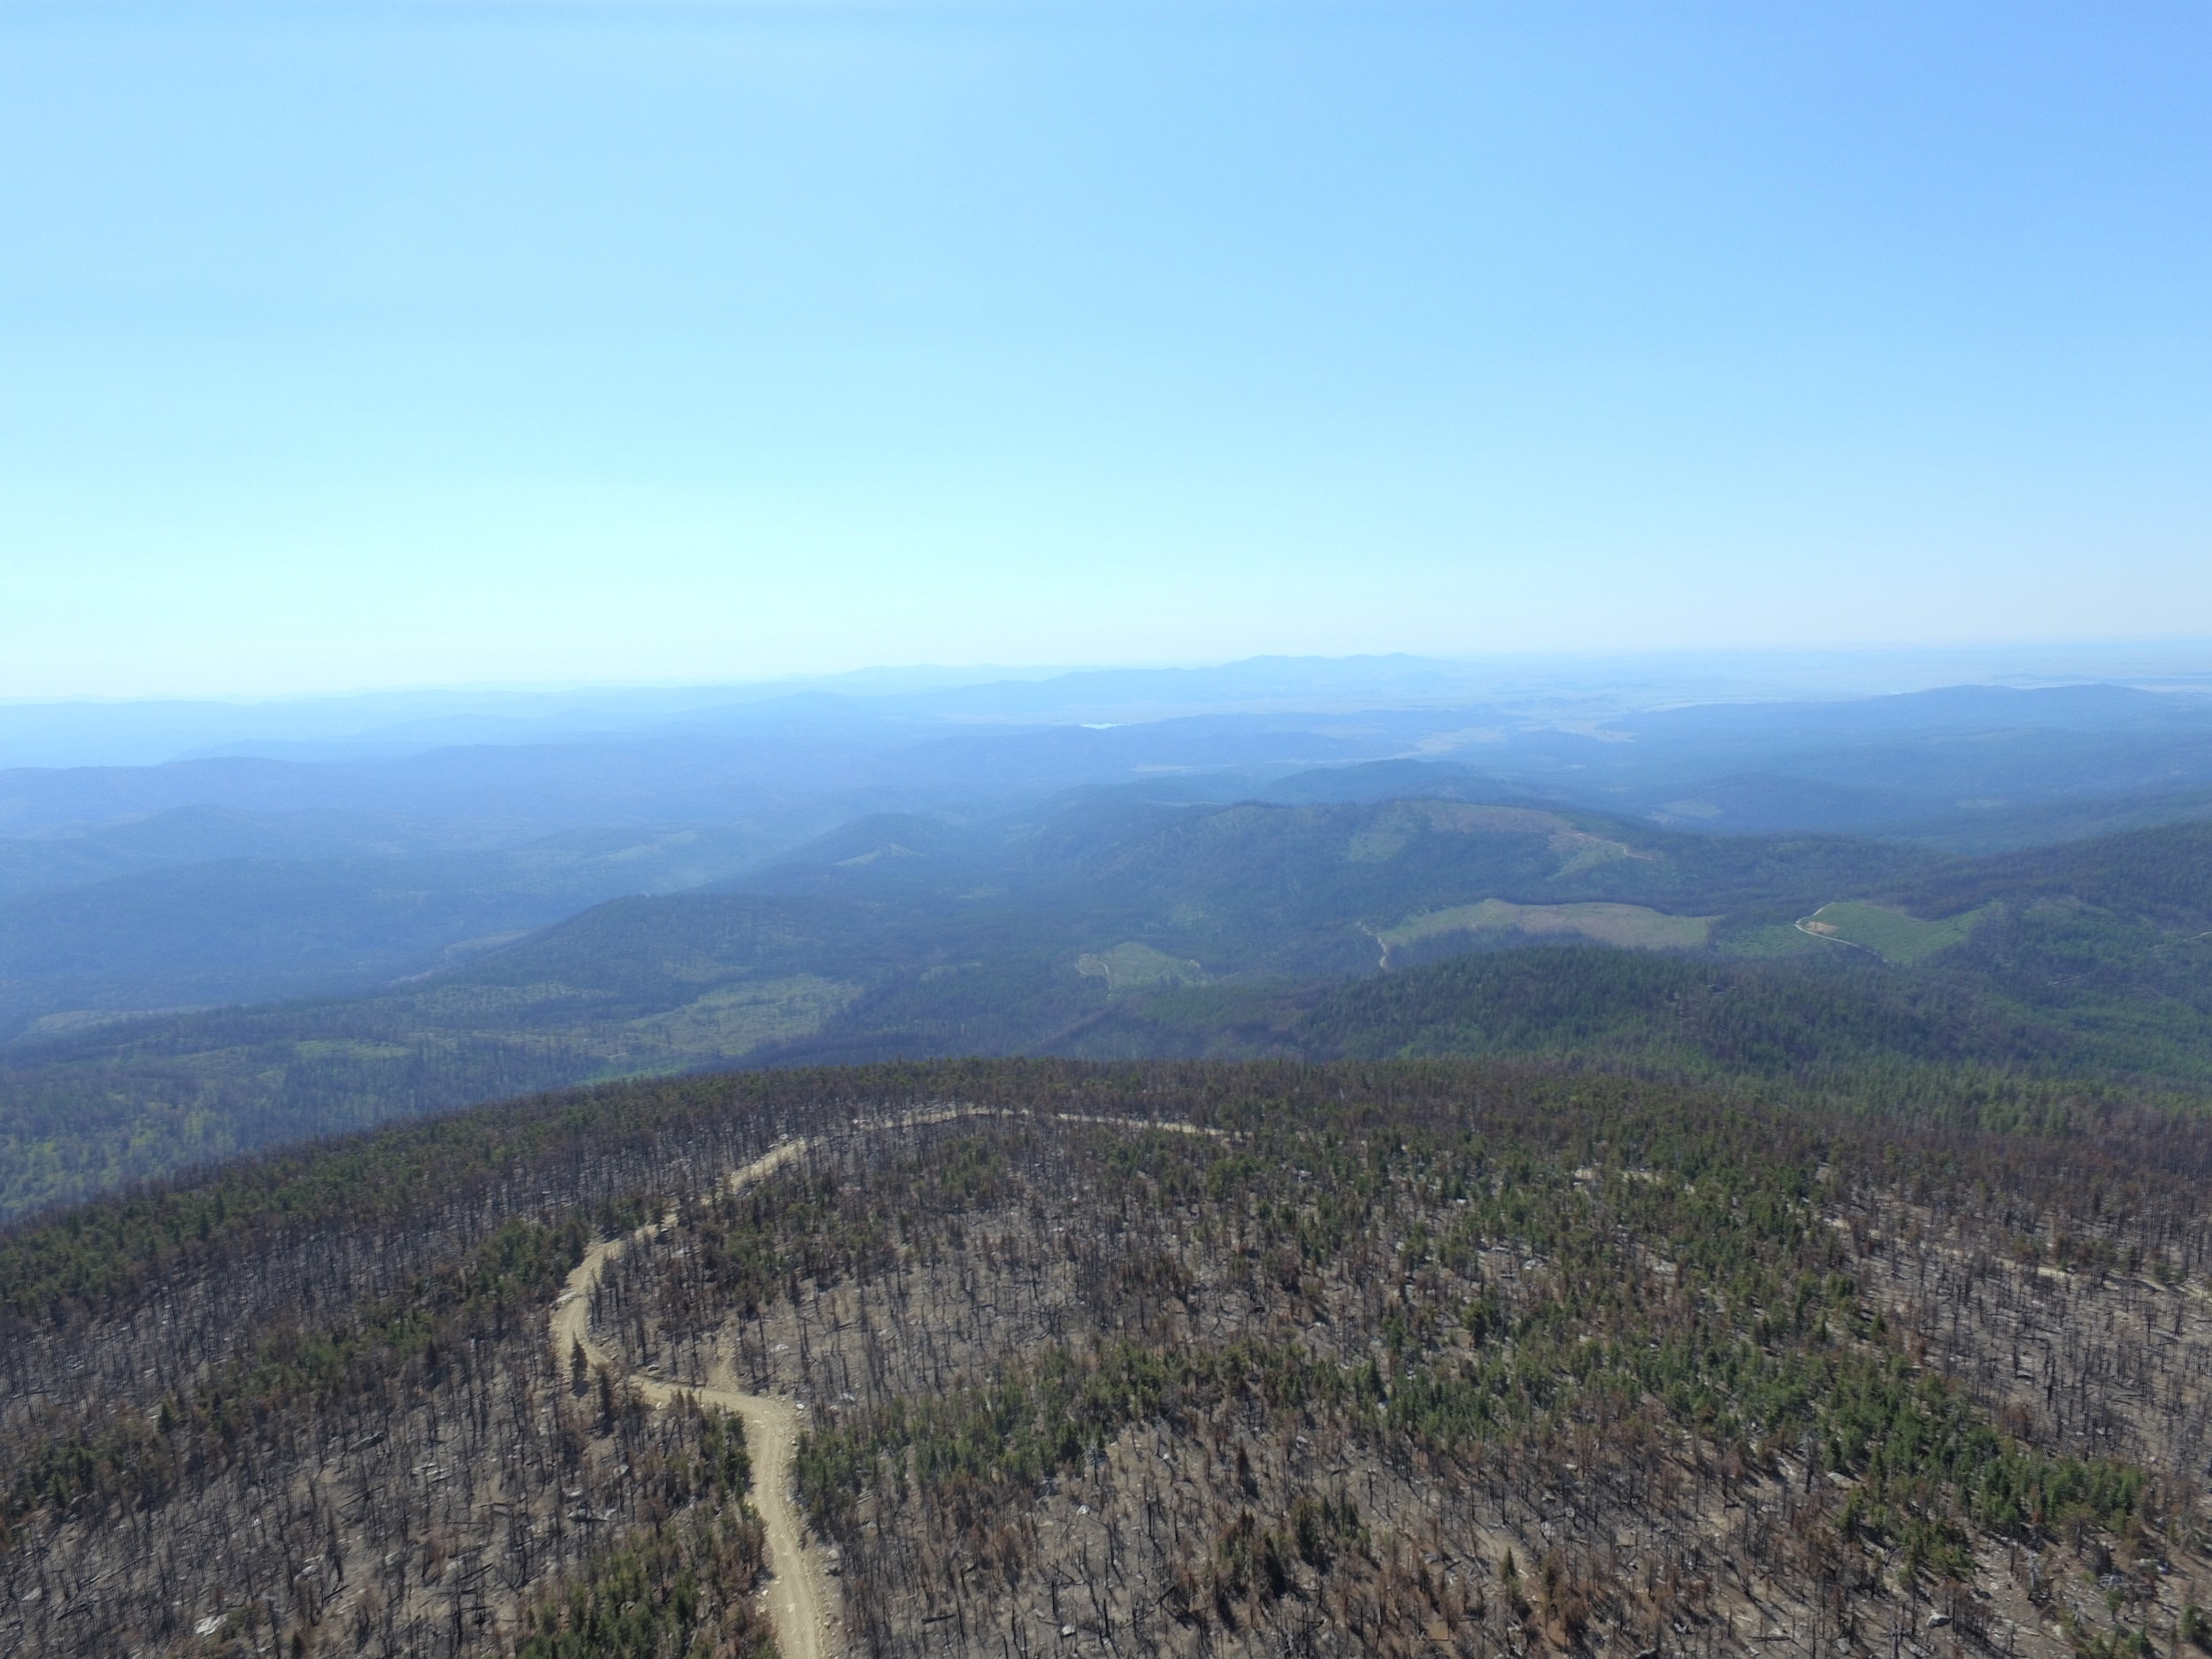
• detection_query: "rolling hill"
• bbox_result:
[5,791,2212,1219]
[12,677,2212,1058]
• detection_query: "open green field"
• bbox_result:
[1073,941,1210,994]
[1797,899,1994,964]
[1376,897,1716,962]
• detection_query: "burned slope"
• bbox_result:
[588,1078,2212,1659]
[5,1059,2212,1659]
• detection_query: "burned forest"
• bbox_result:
[4,1059,2212,1659]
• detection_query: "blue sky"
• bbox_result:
[4,2,2210,696]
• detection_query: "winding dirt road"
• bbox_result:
[548,1111,1217,1659]
[551,1139,836,1659]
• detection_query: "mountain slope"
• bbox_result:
[0,825,789,1036]
[5,1059,2208,1659]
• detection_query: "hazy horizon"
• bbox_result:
[12,636,2212,707]
[6,641,2212,774]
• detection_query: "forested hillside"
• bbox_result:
[13,674,2212,1048]
[0,822,791,1034]
[5,1059,2210,1659]
[7,810,2212,1219]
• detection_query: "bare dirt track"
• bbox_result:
[553,1139,838,1659]
[549,1111,1214,1659]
